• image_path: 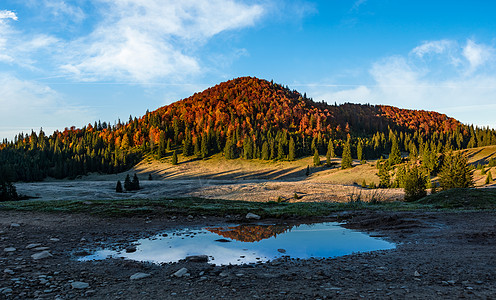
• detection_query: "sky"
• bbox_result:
[1,0,496,140]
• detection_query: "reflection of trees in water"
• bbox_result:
[206,224,295,242]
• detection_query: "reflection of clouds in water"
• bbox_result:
[79,223,395,265]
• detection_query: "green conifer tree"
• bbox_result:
[404,165,427,201]
[261,141,269,160]
[486,171,493,185]
[132,173,140,190]
[439,151,474,190]
[277,141,285,160]
[158,131,166,158]
[389,136,402,165]
[115,180,123,193]
[124,174,132,191]
[171,150,178,165]
[288,137,296,161]
[201,133,209,159]
[357,140,363,162]
[341,139,352,169]
[378,164,391,188]
[313,149,321,166]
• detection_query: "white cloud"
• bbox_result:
[463,39,494,72]
[0,12,59,67]
[61,0,266,82]
[42,0,85,22]
[0,10,17,21]
[306,39,496,129]
[0,73,93,140]
[411,39,454,57]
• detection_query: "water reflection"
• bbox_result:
[79,222,395,265]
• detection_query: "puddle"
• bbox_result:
[79,222,395,265]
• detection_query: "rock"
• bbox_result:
[219,271,229,277]
[49,238,60,242]
[3,247,16,252]
[277,248,286,253]
[71,281,89,289]
[246,213,261,220]
[414,271,421,277]
[130,273,151,280]
[10,223,20,227]
[172,268,189,278]
[0,287,13,294]
[125,246,137,253]
[26,243,42,249]
[4,269,14,275]
[34,247,50,251]
[32,251,52,260]
[185,255,209,263]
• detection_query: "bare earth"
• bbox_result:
[1,210,495,299]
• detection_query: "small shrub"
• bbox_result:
[361,179,367,188]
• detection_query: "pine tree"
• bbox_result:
[243,137,253,159]
[341,139,352,169]
[124,174,132,191]
[357,140,363,161]
[194,136,201,157]
[486,171,493,185]
[305,165,310,176]
[277,141,285,160]
[224,137,235,159]
[148,174,153,181]
[183,131,193,156]
[439,151,474,190]
[326,140,335,159]
[201,133,209,159]
[389,136,402,165]
[395,165,407,188]
[132,173,140,190]
[378,164,391,188]
[313,149,321,166]
[158,131,166,158]
[288,137,296,161]
[261,141,269,160]
[171,150,178,165]
[115,180,123,193]
[404,165,427,202]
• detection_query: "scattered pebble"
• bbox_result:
[245,213,261,220]
[32,251,53,260]
[3,247,16,252]
[172,268,189,278]
[130,273,151,280]
[71,281,89,289]
[26,243,42,249]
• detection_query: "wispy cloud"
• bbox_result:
[0,73,93,139]
[304,39,496,128]
[42,0,85,22]
[60,0,266,82]
[351,0,367,11]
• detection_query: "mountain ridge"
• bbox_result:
[1,76,495,182]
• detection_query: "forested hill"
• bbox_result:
[1,76,495,182]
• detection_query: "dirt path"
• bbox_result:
[1,210,495,299]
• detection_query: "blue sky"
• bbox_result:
[1,0,496,140]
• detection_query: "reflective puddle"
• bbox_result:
[79,222,395,265]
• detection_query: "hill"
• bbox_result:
[1,76,496,182]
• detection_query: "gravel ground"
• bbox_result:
[0,210,495,299]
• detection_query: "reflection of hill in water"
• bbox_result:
[206,224,294,242]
